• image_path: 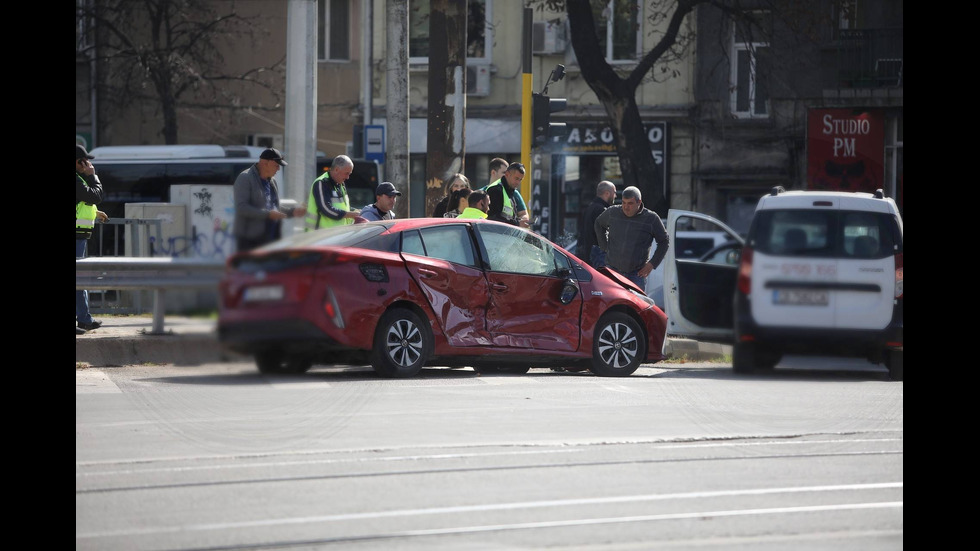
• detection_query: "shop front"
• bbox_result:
[530,121,669,255]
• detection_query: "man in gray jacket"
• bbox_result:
[594,186,669,288]
[233,148,307,252]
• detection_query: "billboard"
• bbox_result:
[807,109,884,193]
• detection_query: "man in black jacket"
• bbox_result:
[486,162,530,228]
[578,181,616,267]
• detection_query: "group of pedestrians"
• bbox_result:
[77,143,667,334]
[427,157,527,226]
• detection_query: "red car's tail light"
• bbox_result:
[737,246,753,296]
[894,252,903,299]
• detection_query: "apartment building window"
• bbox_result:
[592,0,641,63]
[730,12,770,119]
[837,0,857,30]
[409,0,491,64]
[318,0,350,61]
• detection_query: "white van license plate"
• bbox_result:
[773,289,828,306]
[244,285,284,302]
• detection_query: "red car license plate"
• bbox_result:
[244,285,284,302]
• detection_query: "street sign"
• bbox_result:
[365,125,385,164]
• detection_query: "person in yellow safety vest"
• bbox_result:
[306,154,361,231]
[456,190,490,219]
[482,157,529,223]
[485,162,530,228]
[76,144,109,335]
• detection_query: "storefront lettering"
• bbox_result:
[559,122,667,155]
[822,114,871,158]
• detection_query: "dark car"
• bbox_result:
[218,218,668,377]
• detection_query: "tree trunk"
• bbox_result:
[564,0,701,217]
[425,0,468,217]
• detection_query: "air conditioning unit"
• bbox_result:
[532,20,567,55]
[466,65,491,97]
[247,133,283,150]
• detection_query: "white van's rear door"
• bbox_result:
[663,210,743,341]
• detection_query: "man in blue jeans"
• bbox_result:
[594,186,669,289]
[76,144,108,334]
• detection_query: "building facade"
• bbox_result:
[76,0,902,244]
[692,0,903,234]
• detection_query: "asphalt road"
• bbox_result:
[76,357,902,550]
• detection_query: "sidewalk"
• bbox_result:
[75,316,731,367]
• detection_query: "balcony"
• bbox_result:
[832,28,903,89]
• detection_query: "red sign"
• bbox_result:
[807,109,884,193]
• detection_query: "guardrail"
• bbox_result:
[76,257,225,334]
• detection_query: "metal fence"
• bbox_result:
[835,28,903,88]
[85,218,165,314]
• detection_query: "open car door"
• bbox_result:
[663,210,744,342]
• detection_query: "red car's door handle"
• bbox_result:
[491,282,508,292]
[418,268,437,278]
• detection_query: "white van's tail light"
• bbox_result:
[894,252,903,299]
[737,247,753,296]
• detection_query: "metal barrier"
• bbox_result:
[76,257,225,334]
[86,218,165,314]
[92,218,164,257]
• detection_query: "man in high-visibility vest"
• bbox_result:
[456,190,490,219]
[483,158,529,224]
[306,155,361,231]
[76,144,109,335]
[485,162,530,228]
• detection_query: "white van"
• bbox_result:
[662,188,904,381]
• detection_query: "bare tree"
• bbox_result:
[540,0,824,216]
[537,0,703,216]
[76,0,286,144]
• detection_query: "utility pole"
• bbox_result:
[425,0,467,217]
[386,0,410,217]
[284,0,318,205]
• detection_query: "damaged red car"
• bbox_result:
[218,218,667,377]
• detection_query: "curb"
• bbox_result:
[663,337,731,362]
[75,317,730,367]
[75,335,242,367]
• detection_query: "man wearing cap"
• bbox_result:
[305,154,361,231]
[232,147,307,252]
[76,144,109,334]
[360,182,402,221]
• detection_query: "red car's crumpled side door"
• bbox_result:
[402,253,493,347]
[484,271,582,352]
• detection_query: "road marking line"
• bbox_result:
[75,369,122,394]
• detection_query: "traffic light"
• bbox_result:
[532,92,567,148]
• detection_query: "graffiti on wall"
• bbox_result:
[149,185,237,259]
